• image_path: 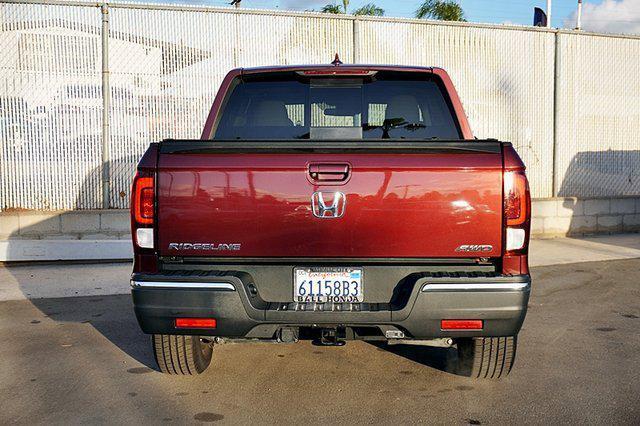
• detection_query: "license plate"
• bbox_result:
[294,267,363,303]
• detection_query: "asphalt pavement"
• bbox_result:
[1,236,639,424]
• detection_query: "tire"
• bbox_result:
[152,334,213,375]
[456,336,517,379]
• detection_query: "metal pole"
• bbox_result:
[576,0,583,30]
[552,31,561,196]
[101,4,110,209]
[546,0,552,28]
[353,17,359,63]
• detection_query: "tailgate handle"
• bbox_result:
[309,163,350,182]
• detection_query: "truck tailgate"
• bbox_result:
[156,142,503,258]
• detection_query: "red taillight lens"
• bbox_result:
[504,171,530,226]
[175,318,217,329]
[140,187,154,219]
[133,175,154,225]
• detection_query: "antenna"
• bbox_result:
[331,53,343,66]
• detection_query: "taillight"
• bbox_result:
[131,172,155,249]
[504,171,529,226]
[503,170,531,253]
[133,175,154,225]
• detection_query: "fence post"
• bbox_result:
[353,17,359,63]
[101,3,111,209]
[552,30,561,197]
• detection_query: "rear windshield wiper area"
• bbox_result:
[362,122,434,139]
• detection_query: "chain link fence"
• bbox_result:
[0,2,102,209]
[356,19,556,199]
[1,0,639,210]
[555,32,640,198]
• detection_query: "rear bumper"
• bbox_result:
[131,271,530,339]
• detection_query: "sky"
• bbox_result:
[134,0,640,35]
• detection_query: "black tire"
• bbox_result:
[456,336,517,379]
[152,334,213,375]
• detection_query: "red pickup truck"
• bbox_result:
[130,62,531,379]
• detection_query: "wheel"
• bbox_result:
[456,336,517,379]
[152,334,213,375]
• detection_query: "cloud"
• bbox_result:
[563,0,640,35]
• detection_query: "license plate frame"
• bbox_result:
[293,267,363,303]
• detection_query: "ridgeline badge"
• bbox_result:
[168,243,241,251]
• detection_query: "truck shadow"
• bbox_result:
[557,150,640,237]
[558,150,639,199]
[19,283,465,375]
[3,156,154,366]
[368,341,460,375]
[17,286,158,370]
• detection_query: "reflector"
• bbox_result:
[441,319,483,330]
[175,318,217,329]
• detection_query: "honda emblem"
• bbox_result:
[311,191,346,219]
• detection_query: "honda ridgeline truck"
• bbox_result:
[130,61,531,379]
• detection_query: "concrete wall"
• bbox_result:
[0,210,130,240]
[531,197,640,237]
[2,197,639,261]
[0,210,132,261]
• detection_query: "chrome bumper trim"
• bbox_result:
[130,281,235,290]
[421,282,530,292]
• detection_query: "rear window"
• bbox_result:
[212,71,461,140]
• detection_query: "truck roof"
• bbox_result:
[239,64,439,75]
[201,62,472,140]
